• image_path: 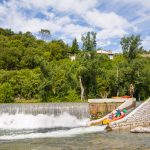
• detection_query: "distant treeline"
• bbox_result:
[0,28,149,103]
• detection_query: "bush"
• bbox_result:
[64,89,81,102]
[0,82,14,103]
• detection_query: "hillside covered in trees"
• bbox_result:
[0,28,149,103]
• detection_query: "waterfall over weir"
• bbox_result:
[0,103,89,119]
[0,103,107,140]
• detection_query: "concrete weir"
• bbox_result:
[88,98,136,126]
[109,98,150,131]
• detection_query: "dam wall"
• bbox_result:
[0,103,89,119]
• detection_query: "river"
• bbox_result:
[0,103,149,150]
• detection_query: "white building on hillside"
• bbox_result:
[97,50,114,59]
[69,55,76,61]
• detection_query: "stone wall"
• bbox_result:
[88,98,136,120]
[109,98,150,130]
[89,102,122,119]
[88,98,136,126]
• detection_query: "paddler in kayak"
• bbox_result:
[108,113,114,121]
[115,109,121,117]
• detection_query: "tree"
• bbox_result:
[0,28,14,36]
[91,32,96,50]
[0,82,14,103]
[40,80,52,102]
[81,32,96,51]
[70,38,79,54]
[20,47,42,69]
[39,29,51,41]
[24,31,35,38]
[132,58,150,100]
[0,27,149,103]
[76,51,99,100]
[48,40,69,60]
[76,65,86,100]
[120,35,142,61]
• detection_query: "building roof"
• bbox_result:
[97,50,113,55]
[141,54,150,57]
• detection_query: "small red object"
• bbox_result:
[121,96,131,98]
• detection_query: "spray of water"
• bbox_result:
[0,126,106,140]
[0,109,106,140]
[0,112,89,130]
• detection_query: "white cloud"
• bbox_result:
[0,1,72,34]
[42,11,56,20]
[9,0,53,10]
[97,40,112,47]
[0,0,95,33]
[0,0,129,48]
[82,9,130,43]
[84,9,129,29]
[97,28,127,40]
[0,0,95,44]
[20,18,62,33]
[10,0,99,15]
[62,24,94,42]
[55,16,71,26]
[0,0,149,51]
[52,0,99,14]
[142,36,150,50]
[0,4,6,15]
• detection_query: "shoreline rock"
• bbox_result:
[131,126,150,133]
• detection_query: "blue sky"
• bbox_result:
[0,0,150,52]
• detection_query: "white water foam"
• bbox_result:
[0,112,89,129]
[0,112,106,140]
[0,126,106,140]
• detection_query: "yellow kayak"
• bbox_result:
[102,113,125,125]
[102,119,109,125]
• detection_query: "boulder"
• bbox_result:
[131,126,150,133]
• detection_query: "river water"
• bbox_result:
[0,103,150,150]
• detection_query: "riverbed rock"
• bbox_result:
[131,127,150,133]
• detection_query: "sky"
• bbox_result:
[0,0,150,52]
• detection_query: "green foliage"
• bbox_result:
[39,29,51,41]
[0,82,14,103]
[64,89,81,102]
[20,47,42,69]
[15,99,41,103]
[121,35,142,61]
[0,28,14,36]
[70,38,79,54]
[40,81,51,102]
[48,40,69,60]
[0,69,42,100]
[120,35,150,100]
[0,27,149,103]
[81,32,96,51]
